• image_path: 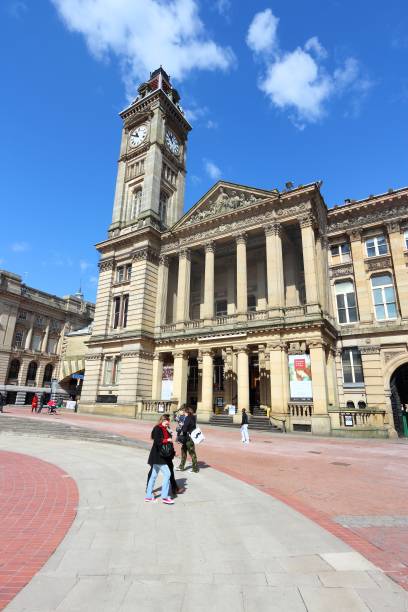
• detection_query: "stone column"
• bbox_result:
[265,223,284,313]
[155,256,169,327]
[202,242,215,322]
[315,233,328,313]
[348,229,372,323]
[41,321,50,353]
[387,221,408,320]
[256,260,267,310]
[235,234,248,316]
[224,347,234,405]
[24,324,33,350]
[236,346,249,412]
[326,347,338,407]
[176,248,191,326]
[172,350,188,408]
[199,349,213,420]
[258,344,267,407]
[151,353,163,399]
[269,343,289,417]
[309,341,331,434]
[227,259,236,314]
[300,214,319,311]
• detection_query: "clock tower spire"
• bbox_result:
[109,67,191,236]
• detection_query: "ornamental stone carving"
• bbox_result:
[179,248,191,260]
[359,345,381,354]
[329,204,408,232]
[299,214,314,228]
[98,258,115,272]
[386,221,400,234]
[383,350,407,363]
[132,246,159,264]
[329,264,354,279]
[235,233,247,245]
[85,354,104,361]
[204,241,215,253]
[159,255,169,266]
[264,222,281,236]
[365,256,392,273]
[184,187,265,226]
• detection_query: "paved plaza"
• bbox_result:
[1,411,408,611]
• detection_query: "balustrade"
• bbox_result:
[288,402,313,418]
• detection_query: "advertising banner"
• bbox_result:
[161,365,174,401]
[288,354,312,400]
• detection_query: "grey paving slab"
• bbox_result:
[1,433,407,612]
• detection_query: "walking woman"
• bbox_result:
[146,415,184,497]
[31,394,38,413]
[145,414,175,505]
[177,407,199,473]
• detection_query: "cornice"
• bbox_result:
[328,193,408,234]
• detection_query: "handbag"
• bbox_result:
[189,427,205,445]
[160,442,175,458]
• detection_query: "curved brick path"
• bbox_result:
[0,451,78,610]
[3,407,408,591]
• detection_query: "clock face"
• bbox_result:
[165,130,180,156]
[129,124,147,148]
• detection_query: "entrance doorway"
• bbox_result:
[249,354,260,413]
[390,363,408,437]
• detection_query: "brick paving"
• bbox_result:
[0,449,78,610]
[2,405,408,591]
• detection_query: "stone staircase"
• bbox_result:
[209,414,236,427]
[208,408,283,433]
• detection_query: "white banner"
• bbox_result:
[288,354,312,400]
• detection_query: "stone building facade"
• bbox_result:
[0,270,94,405]
[79,68,408,438]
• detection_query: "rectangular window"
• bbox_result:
[365,235,388,257]
[18,311,27,321]
[47,338,58,354]
[35,316,43,326]
[104,359,113,385]
[371,274,397,320]
[126,264,132,281]
[342,348,364,385]
[122,294,129,328]
[330,242,351,264]
[116,266,125,283]
[335,281,358,324]
[14,330,24,348]
[113,296,121,329]
[31,334,42,351]
[112,357,121,385]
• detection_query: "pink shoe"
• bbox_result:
[162,498,174,505]
[144,497,155,503]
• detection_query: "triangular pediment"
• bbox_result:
[172,181,275,230]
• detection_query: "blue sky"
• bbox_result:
[1,0,407,302]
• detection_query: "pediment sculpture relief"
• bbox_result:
[184,187,266,226]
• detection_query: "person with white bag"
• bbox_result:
[176,407,201,473]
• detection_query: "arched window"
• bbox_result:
[7,359,20,382]
[43,364,53,386]
[358,401,367,409]
[26,361,38,385]
[335,280,358,323]
[346,401,355,409]
[371,273,397,320]
[159,191,169,225]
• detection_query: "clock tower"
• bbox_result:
[110,67,191,234]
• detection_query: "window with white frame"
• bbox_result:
[371,273,397,320]
[330,242,351,264]
[365,235,388,257]
[103,357,121,385]
[404,230,408,250]
[104,359,113,385]
[342,347,364,385]
[112,294,129,329]
[116,264,132,283]
[334,280,358,323]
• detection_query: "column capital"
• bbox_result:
[204,241,215,253]
[153,352,163,361]
[179,248,191,261]
[299,213,314,229]
[386,220,401,234]
[234,345,249,354]
[200,348,214,358]
[264,222,282,237]
[308,340,325,350]
[267,342,287,352]
[235,232,247,245]
[347,228,362,242]
[173,349,188,359]
[159,254,169,266]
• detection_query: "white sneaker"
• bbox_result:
[188,469,199,473]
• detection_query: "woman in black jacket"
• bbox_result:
[146,416,184,497]
[145,414,175,504]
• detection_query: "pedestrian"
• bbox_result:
[241,408,250,444]
[177,407,199,473]
[145,414,176,504]
[31,394,38,413]
[0,393,5,413]
[37,392,45,413]
[146,414,184,498]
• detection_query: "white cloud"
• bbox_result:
[0,258,5,266]
[204,159,221,180]
[247,10,370,126]
[246,8,279,55]
[11,241,30,253]
[206,119,218,129]
[79,259,92,272]
[184,104,208,123]
[213,0,231,17]
[89,275,98,285]
[51,0,235,96]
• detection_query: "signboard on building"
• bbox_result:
[288,354,312,400]
[161,364,174,401]
[344,413,354,427]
